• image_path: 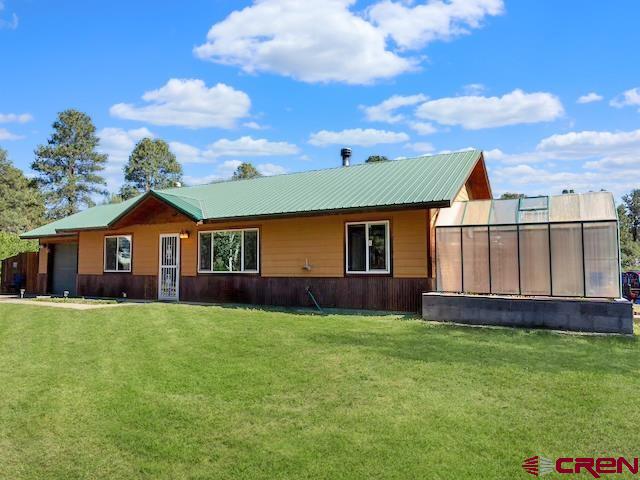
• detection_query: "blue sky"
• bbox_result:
[1,0,639,199]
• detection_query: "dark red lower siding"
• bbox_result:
[181,276,433,312]
[37,273,47,295]
[76,274,434,312]
[77,274,157,300]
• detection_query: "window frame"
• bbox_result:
[345,220,391,274]
[103,234,133,273]
[197,228,260,274]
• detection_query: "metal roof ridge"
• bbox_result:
[159,149,484,193]
[154,190,208,219]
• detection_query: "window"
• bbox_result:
[104,235,132,272]
[346,221,390,274]
[199,229,259,273]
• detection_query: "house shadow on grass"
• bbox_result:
[309,321,638,376]
[176,300,419,319]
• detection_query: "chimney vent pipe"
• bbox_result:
[340,147,352,167]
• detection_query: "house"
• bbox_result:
[20,150,491,312]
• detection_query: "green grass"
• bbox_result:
[0,303,638,479]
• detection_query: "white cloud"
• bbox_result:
[0,112,32,123]
[0,128,23,140]
[487,128,640,196]
[407,121,437,135]
[483,148,546,165]
[415,89,564,129]
[361,94,427,123]
[98,127,154,164]
[169,136,299,164]
[258,163,287,176]
[184,159,287,185]
[0,0,18,30]
[576,92,603,104]
[168,141,213,164]
[194,0,501,84]
[195,0,414,85]
[183,174,223,186]
[536,129,640,159]
[461,83,486,95]
[610,87,640,110]
[208,136,299,157]
[489,128,640,168]
[404,142,434,153]
[309,128,409,147]
[243,121,266,130]
[492,163,636,198]
[368,0,503,50]
[110,79,251,129]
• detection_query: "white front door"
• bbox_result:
[158,234,180,301]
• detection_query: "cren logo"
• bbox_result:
[522,455,554,476]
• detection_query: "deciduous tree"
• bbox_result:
[622,189,640,242]
[365,155,389,163]
[499,192,525,200]
[232,162,261,180]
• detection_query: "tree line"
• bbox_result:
[0,109,263,259]
[1,108,639,272]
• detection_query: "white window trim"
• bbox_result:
[104,234,132,273]
[198,228,260,274]
[345,220,391,274]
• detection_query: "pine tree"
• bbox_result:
[32,109,107,219]
[0,147,45,233]
[122,138,182,192]
[232,162,261,180]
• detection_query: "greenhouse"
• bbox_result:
[435,192,621,299]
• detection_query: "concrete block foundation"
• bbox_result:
[422,293,633,334]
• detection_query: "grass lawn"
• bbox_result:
[0,303,638,479]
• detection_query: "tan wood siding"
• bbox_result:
[455,185,470,202]
[38,243,48,274]
[392,209,428,278]
[75,208,430,279]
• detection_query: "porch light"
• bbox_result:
[179,230,190,239]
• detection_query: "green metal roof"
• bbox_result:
[21,150,484,239]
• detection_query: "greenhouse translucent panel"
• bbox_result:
[489,199,519,224]
[462,200,492,225]
[520,196,548,210]
[550,223,584,296]
[519,224,551,295]
[462,226,490,293]
[584,222,620,297]
[436,228,462,292]
[549,194,580,222]
[489,226,519,294]
[519,209,548,223]
[436,202,466,227]
[579,192,617,221]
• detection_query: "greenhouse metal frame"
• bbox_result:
[435,192,621,299]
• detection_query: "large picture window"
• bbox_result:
[199,229,259,273]
[346,221,390,274]
[104,235,132,272]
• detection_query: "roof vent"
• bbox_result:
[340,147,352,167]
